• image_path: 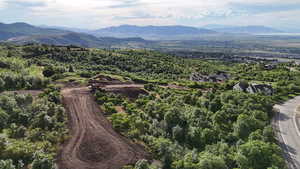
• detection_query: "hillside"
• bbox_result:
[1,44,300,169]
[0,22,153,48]
[91,25,217,40]
[0,22,69,40]
[7,32,150,48]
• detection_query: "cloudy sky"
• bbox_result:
[0,0,300,29]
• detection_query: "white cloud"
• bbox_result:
[230,0,300,4]
[0,0,300,28]
[24,0,235,27]
[203,9,300,29]
[0,0,6,8]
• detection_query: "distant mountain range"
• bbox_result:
[0,22,150,48]
[203,24,284,34]
[7,32,149,48]
[0,22,297,48]
[39,25,90,34]
[90,25,217,40]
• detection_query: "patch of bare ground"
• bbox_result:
[115,106,125,113]
[57,87,148,169]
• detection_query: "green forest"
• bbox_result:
[0,43,300,169]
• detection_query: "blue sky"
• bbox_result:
[0,0,300,29]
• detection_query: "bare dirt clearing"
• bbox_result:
[58,87,148,169]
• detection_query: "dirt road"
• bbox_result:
[274,96,300,169]
[58,87,147,169]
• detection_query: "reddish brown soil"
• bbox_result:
[57,87,148,169]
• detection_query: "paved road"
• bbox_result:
[274,96,300,169]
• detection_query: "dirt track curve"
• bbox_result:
[57,87,147,169]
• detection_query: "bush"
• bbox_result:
[0,78,5,91]
[31,152,54,169]
[0,159,16,169]
[236,140,285,169]
[104,102,117,115]
[43,66,56,77]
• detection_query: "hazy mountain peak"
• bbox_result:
[204,25,283,34]
[12,22,32,26]
[92,25,216,40]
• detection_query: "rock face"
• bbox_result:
[190,71,230,82]
[233,82,249,92]
[233,82,274,96]
[264,64,277,70]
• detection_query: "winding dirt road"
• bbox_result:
[274,96,300,169]
[57,87,147,169]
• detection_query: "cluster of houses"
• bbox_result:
[190,71,274,96]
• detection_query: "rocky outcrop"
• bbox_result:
[190,71,230,82]
[233,82,249,92]
[233,82,274,96]
[264,64,277,70]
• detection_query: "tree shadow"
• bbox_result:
[278,112,291,122]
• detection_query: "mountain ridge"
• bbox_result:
[0,22,151,48]
[7,32,151,48]
[204,24,284,34]
[0,22,69,40]
[90,25,217,40]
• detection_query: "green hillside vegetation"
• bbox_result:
[11,44,300,99]
[0,51,48,91]
[106,87,284,169]
[0,43,300,169]
[0,86,68,169]
[14,44,231,82]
